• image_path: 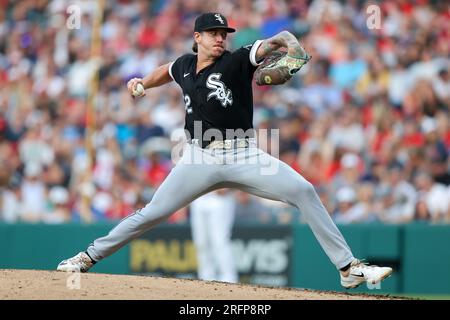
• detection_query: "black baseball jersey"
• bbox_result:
[169,40,263,143]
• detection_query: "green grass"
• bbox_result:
[394,293,450,300]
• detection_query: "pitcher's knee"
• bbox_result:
[138,203,172,226]
[303,181,316,195]
[287,180,316,198]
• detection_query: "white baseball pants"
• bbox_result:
[87,141,355,270]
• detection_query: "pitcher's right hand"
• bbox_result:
[127,78,146,97]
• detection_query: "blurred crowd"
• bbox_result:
[0,0,449,225]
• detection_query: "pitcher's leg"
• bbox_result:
[227,151,354,270]
[87,150,223,262]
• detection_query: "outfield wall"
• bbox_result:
[0,223,448,294]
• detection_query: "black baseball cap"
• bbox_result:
[194,12,236,33]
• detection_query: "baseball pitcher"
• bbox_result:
[57,12,392,289]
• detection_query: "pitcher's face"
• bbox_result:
[195,29,228,58]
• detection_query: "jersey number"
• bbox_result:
[184,94,193,114]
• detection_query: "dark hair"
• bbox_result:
[192,41,198,53]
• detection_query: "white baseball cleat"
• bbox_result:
[340,259,393,289]
[57,252,94,273]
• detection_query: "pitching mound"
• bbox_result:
[1,269,398,300]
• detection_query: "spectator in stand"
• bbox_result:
[414,171,449,223]
[421,117,450,186]
[378,164,417,224]
[413,196,432,224]
[327,106,365,154]
[330,152,362,207]
[0,0,448,225]
[20,162,47,223]
[333,187,368,224]
[46,186,71,223]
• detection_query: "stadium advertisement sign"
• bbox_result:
[129,225,292,287]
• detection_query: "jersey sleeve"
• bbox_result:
[231,40,264,77]
[168,54,192,84]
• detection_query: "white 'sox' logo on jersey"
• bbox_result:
[206,73,233,108]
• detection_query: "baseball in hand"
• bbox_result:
[132,83,145,97]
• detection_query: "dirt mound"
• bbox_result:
[0,269,398,300]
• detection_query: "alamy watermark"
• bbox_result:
[66,271,81,290]
[366,4,382,30]
[170,122,280,176]
[367,281,382,290]
[66,4,81,30]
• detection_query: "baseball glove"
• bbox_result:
[255,50,312,85]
